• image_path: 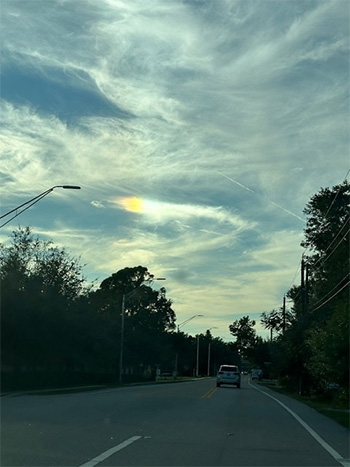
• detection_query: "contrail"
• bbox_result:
[219,172,305,223]
[270,201,305,223]
[219,172,255,193]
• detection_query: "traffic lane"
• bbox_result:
[2,378,347,467]
[219,382,342,467]
[108,388,230,466]
[1,390,140,467]
[104,378,344,466]
[1,379,216,467]
[249,380,350,462]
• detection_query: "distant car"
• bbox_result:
[216,364,241,388]
[251,369,263,380]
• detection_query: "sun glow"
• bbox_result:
[118,196,144,213]
[116,196,164,215]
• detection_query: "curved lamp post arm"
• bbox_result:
[0,185,81,228]
[177,314,203,332]
[123,276,166,302]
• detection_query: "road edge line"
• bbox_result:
[249,381,349,467]
[78,435,142,467]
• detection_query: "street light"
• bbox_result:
[0,185,81,228]
[119,276,166,384]
[177,314,203,332]
[174,314,203,378]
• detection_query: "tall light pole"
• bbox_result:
[0,185,81,228]
[175,314,203,377]
[119,276,166,384]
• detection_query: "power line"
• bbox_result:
[305,212,349,267]
[310,272,350,309]
[287,260,302,290]
[305,176,349,263]
[311,280,349,312]
[313,224,349,268]
[323,177,348,219]
[0,190,53,228]
[284,175,349,304]
[323,217,349,254]
[323,169,350,219]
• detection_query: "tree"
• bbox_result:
[302,181,349,311]
[229,316,257,359]
[301,182,349,389]
[275,182,350,394]
[90,266,176,374]
[1,230,178,388]
[261,308,294,340]
[306,301,349,389]
[302,181,349,254]
[93,266,175,333]
[0,227,90,381]
[261,310,281,341]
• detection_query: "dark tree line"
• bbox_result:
[245,181,349,398]
[0,229,235,390]
[2,183,347,393]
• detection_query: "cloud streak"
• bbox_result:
[0,0,348,339]
[219,172,305,223]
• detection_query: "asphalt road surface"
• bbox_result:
[1,376,349,466]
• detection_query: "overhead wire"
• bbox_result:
[310,272,350,309]
[283,172,349,311]
[312,222,350,268]
[311,280,350,312]
[323,169,349,219]
[0,189,54,228]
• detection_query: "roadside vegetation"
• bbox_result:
[0,233,235,390]
[1,181,349,414]
[248,181,349,425]
[264,183,348,393]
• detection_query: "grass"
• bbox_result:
[261,384,350,429]
[6,376,201,396]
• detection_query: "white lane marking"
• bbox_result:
[249,382,349,467]
[79,435,142,467]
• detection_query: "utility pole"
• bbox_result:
[196,335,200,377]
[301,257,306,314]
[299,258,309,395]
[119,294,125,384]
[301,258,310,314]
[207,343,211,377]
[282,295,286,333]
[305,262,309,312]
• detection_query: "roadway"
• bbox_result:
[1,376,349,466]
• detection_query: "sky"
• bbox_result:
[1,0,349,341]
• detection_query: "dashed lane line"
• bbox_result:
[78,435,142,467]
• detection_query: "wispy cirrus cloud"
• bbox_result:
[0,0,348,338]
[112,196,255,230]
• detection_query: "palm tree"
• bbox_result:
[261,310,282,341]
